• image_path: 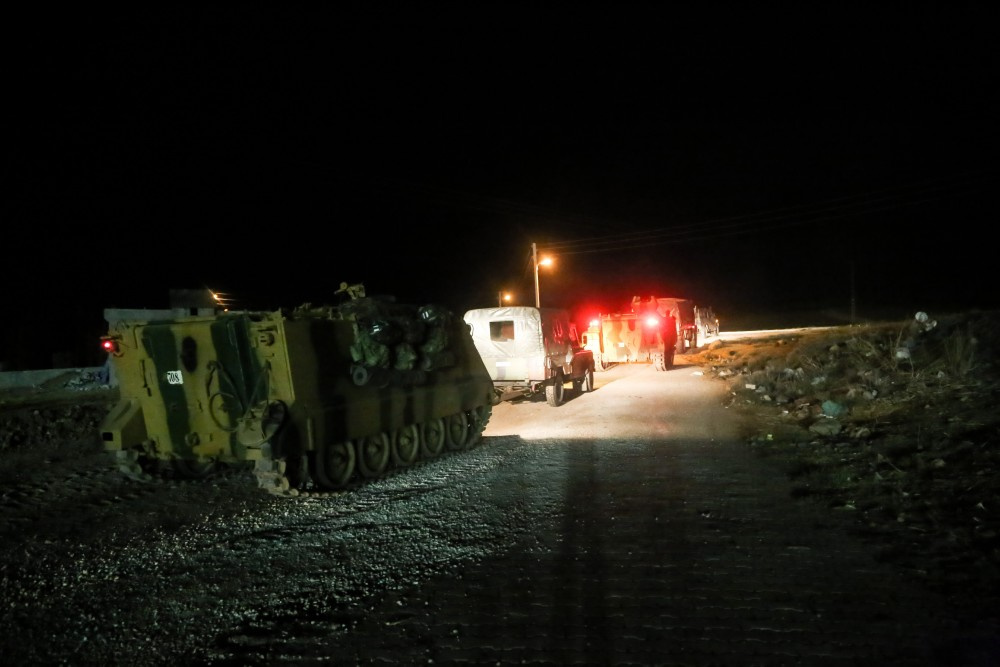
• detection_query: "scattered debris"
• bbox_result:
[691,309,1000,607]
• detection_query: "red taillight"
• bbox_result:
[644,315,660,328]
[101,336,120,355]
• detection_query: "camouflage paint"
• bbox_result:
[101,302,495,476]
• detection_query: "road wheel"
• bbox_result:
[356,433,390,478]
[445,411,469,450]
[582,366,594,392]
[420,418,446,458]
[391,424,420,467]
[545,371,565,407]
[652,352,665,372]
[467,404,492,447]
[314,440,355,490]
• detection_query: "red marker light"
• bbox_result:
[101,336,121,355]
[645,315,660,327]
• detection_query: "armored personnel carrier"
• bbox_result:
[99,285,497,496]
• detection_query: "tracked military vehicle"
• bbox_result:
[99,284,497,496]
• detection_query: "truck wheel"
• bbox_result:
[582,366,594,392]
[545,372,565,407]
[665,347,676,369]
[652,352,665,372]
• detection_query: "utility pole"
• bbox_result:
[532,242,540,308]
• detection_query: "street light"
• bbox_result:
[498,291,512,307]
[532,242,553,308]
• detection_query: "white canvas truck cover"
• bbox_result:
[462,306,573,383]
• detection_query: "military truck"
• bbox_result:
[463,306,595,407]
[629,297,690,354]
[582,303,677,372]
[584,296,718,368]
[696,305,720,342]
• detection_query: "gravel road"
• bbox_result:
[2,362,997,665]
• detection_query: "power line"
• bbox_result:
[539,169,995,255]
[340,166,994,256]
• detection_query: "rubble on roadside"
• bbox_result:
[691,310,1000,604]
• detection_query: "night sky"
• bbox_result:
[5,4,998,369]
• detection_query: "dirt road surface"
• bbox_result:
[1,361,997,665]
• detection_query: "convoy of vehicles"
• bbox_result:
[582,296,718,371]
[97,283,713,493]
[99,286,497,496]
[462,306,595,407]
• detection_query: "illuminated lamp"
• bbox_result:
[100,336,121,356]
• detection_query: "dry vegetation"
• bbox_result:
[690,310,1000,616]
